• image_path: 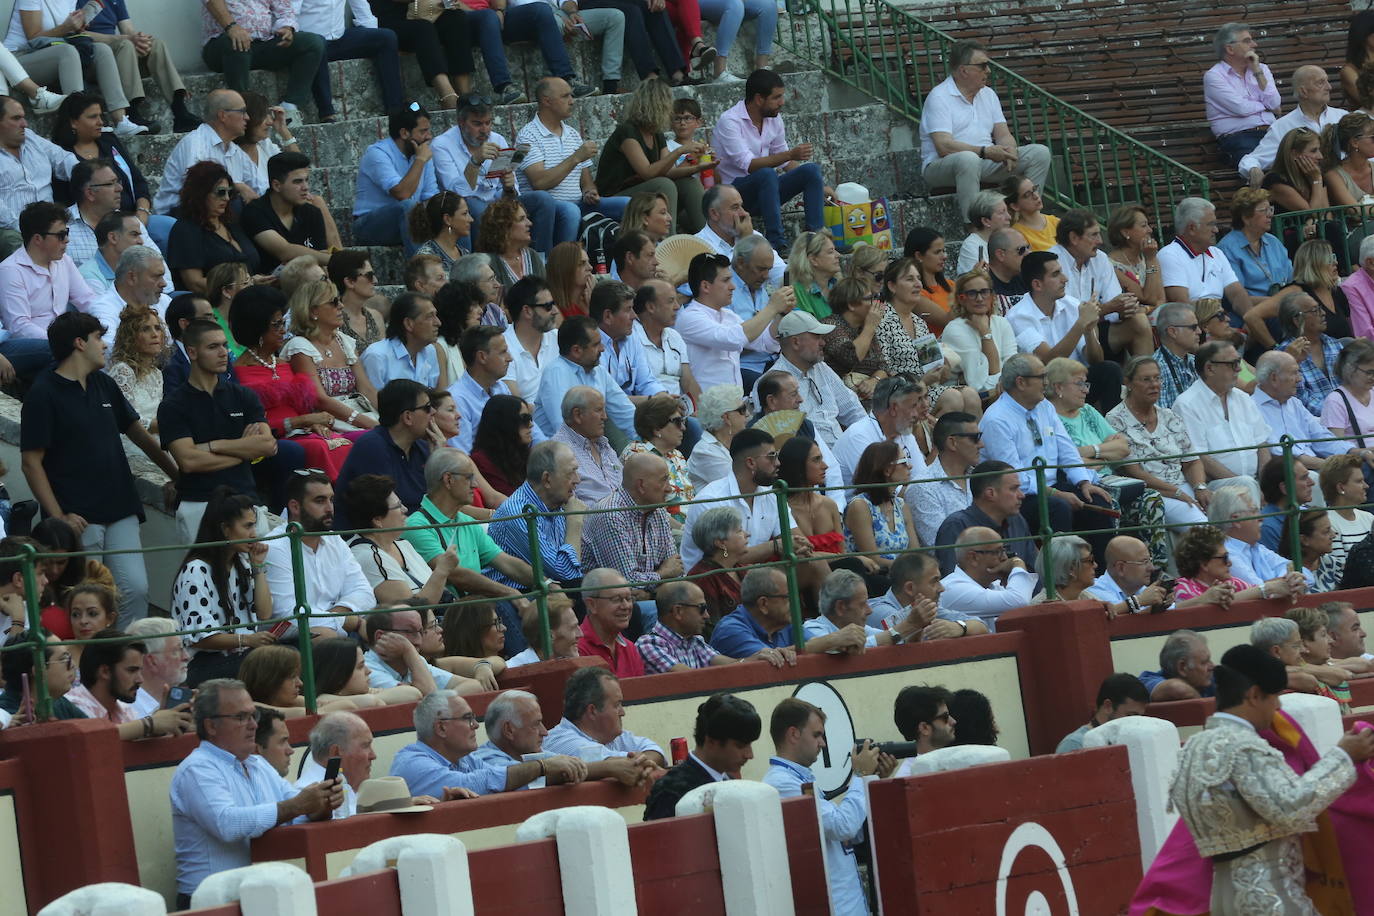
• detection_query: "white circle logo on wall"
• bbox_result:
[995,822,1080,916]
[791,681,856,799]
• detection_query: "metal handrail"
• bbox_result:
[8,430,1358,721]
[774,0,1210,232]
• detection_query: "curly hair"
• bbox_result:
[180,160,237,229]
[110,305,163,377]
[51,91,104,150]
[227,285,288,352]
[1174,525,1228,579]
[621,75,672,134]
[434,279,485,347]
[476,197,528,255]
[472,394,532,485]
[1229,187,1271,227]
[633,393,680,440]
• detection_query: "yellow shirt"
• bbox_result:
[1015,213,1061,252]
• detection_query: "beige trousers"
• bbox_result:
[85,32,184,102]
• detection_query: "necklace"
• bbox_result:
[312,332,335,361]
[245,348,279,380]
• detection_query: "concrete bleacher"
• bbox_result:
[907,0,1356,206]
[87,22,969,288]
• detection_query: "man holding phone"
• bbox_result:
[296,712,446,818]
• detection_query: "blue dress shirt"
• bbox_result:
[354,138,439,218]
[1250,388,1349,459]
[1217,229,1293,298]
[543,717,664,759]
[709,607,794,657]
[486,481,582,584]
[599,329,666,398]
[388,741,512,797]
[762,758,871,916]
[1225,536,1291,586]
[170,742,303,896]
[535,355,637,437]
[863,589,975,629]
[980,392,1095,494]
[447,372,516,453]
[361,337,441,389]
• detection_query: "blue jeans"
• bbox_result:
[550,195,631,236]
[1216,127,1266,168]
[0,336,51,383]
[465,191,576,254]
[352,197,420,252]
[314,27,404,117]
[469,5,574,88]
[81,515,147,629]
[697,0,777,55]
[732,161,824,251]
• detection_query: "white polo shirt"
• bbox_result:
[1157,238,1239,301]
[681,474,781,570]
[501,324,560,400]
[632,320,686,395]
[515,116,588,201]
[1048,244,1123,310]
[1006,292,1087,361]
[919,76,1007,169]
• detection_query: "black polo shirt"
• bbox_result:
[20,367,142,524]
[241,195,328,274]
[333,427,431,531]
[157,380,267,502]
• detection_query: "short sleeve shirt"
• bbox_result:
[20,368,142,524]
[240,196,328,273]
[157,380,267,502]
[1157,238,1239,300]
[919,76,1007,168]
[402,495,503,573]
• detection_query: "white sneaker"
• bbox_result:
[112,117,148,137]
[716,72,744,84]
[32,88,66,114]
[278,101,301,130]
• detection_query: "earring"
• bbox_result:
[721,547,729,558]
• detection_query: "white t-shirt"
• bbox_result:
[1048,244,1123,306]
[919,76,1007,169]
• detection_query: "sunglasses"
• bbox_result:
[1209,359,1242,370]
[951,431,983,442]
[407,402,436,414]
[41,228,70,241]
[355,270,376,282]
[1015,244,1032,254]
[212,186,237,199]
[1211,553,1231,564]
[668,416,687,427]
[518,412,534,425]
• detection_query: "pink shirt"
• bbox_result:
[1340,268,1374,341]
[1202,61,1280,137]
[1174,575,1251,602]
[65,683,137,724]
[0,247,95,340]
[202,0,298,42]
[711,100,789,185]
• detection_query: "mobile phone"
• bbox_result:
[78,0,103,20]
[164,685,193,709]
[324,755,342,783]
[267,619,291,639]
[574,21,592,39]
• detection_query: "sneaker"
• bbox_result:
[495,85,527,105]
[32,88,66,114]
[567,77,599,98]
[111,117,148,137]
[715,71,744,84]
[278,101,302,130]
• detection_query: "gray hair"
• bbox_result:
[968,189,1006,230]
[1250,616,1298,652]
[450,253,492,287]
[1335,338,1374,385]
[1034,535,1091,588]
[1254,349,1293,387]
[872,375,920,413]
[1292,65,1326,104]
[193,678,247,739]
[697,383,745,431]
[205,88,242,124]
[562,666,616,723]
[1173,198,1215,235]
[1359,234,1374,265]
[583,567,627,596]
[414,689,460,742]
[1207,477,1261,527]
[309,711,368,762]
[732,233,769,266]
[818,568,865,619]
[999,352,1041,393]
[561,385,603,424]
[740,566,786,607]
[988,227,1022,257]
[690,505,744,556]
[424,445,468,492]
[655,579,699,616]
[948,38,985,70]
[1213,22,1250,59]
[1274,290,1311,341]
[126,616,178,655]
[1159,630,1203,677]
[115,244,163,282]
[526,440,570,486]
[1154,302,1196,331]
[1122,355,1160,382]
[483,689,538,741]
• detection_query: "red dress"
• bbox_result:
[234,359,361,480]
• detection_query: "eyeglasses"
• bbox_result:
[732,403,750,415]
[1211,553,1231,564]
[386,501,406,512]
[960,288,992,298]
[1024,414,1044,447]
[950,431,983,442]
[268,318,287,330]
[224,107,248,116]
[673,602,709,612]
[671,114,700,123]
[408,402,436,413]
[41,229,70,241]
[1356,366,1374,378]
[486,618,507,630]
[1064,379,1090,390]
[47,651,73,669]
[437,713,480,727]
[211,187,236,199]
[208,710,261,725]
[933,712,953,722]
[1020,186,1040,198]
[965,61,991,70]
[1209,359,1243,370]
[355,270,376,282]
[88,181,120,189]
[518,412,534,425]
[971,547,1008,557]
[1170,323,1200,333]
[757,451,780,461]
[668,416,687,428]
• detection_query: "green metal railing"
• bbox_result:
[1271,203,1374,272]
[1,431,1354,724]
[774,0,1210,231]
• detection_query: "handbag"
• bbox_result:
[407,0,446,22]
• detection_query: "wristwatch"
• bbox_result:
[1195,483,1208,491]
[981,332,994,340]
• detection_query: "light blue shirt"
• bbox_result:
[361,337,441,389]
[447,372,515,453]
[362,647,455,691]
[354,138,439,218]
[1225,536,1290,586]
[543,717,664,759]
[1217,228,1293,298]
[170,742,303,896]
[863,589,975,630]
[729,269,780,374]
[388,740,512,797]
[486,482,581,585]
[1251,388,1349,459]
[803,613,881,649]
[981,392,1096,494]
[1087,571,1132,603]
[534,355,636,437]
[762,758,871,916]
[432,126,509,199]
[599,329,665,398]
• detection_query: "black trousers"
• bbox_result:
[579,0,685,76]
[373,8,475,82]
[1020,477,1114,565]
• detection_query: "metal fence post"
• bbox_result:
[774,484,805,648]
[523,507,552,659]
[20,542,50,720]
[1033,458,1056,601]
[1279,436,1302,570]
[286,522,317,714]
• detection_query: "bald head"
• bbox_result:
[623,451,671,508]
[1292,65,1331,107]
[1104,536,1153,592]
[1256,348,1299,399]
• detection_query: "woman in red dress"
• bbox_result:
[228,286,361,480]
